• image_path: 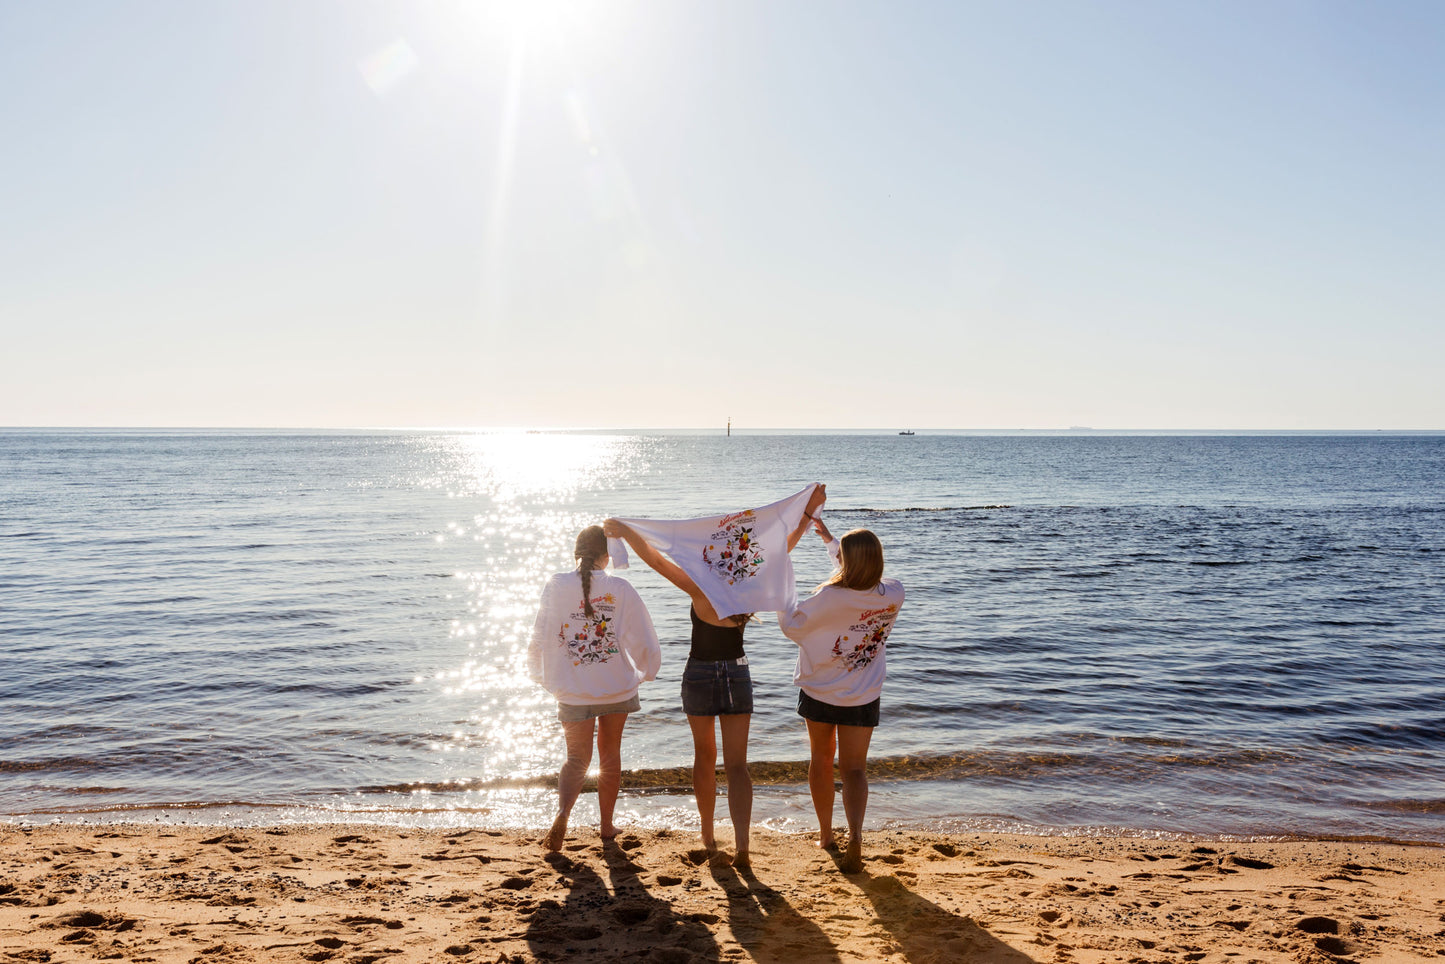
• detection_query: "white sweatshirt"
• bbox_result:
[777,578,905,707]
[527,570,661,706]
[606,484,820,619]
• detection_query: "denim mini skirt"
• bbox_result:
[680,656,754,716]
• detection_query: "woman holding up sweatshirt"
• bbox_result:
[778,521,904,873]
[528,525,661,851]
[605,484,826,867]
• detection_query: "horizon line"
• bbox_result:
[3,425,1443,435]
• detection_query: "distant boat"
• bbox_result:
[898,430,915,436]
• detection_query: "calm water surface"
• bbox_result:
[2,431,1442,842]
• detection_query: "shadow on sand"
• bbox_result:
[843,858,1039,964]
[524,841,721,963]
[709,860,843,964]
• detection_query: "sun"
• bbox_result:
[454,0,600,45]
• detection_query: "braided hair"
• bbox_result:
[574,525,608,617]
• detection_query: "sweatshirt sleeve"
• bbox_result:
[621,583,662,682]
[777,589,821,643]
[527,577,557,684]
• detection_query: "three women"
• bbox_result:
[530,493,902,871]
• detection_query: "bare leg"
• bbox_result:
[686,715,719,852]
[804,719,839,849]
[546,718,595,851]
[595,711,628,838]
[719,713,753,866]
[836,724,874,873]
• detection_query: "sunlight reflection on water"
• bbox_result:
[430,432,639,501]
[419,433,653,790]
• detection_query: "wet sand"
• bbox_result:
[2,823,1441,963]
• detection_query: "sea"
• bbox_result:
[2,429,1442,844]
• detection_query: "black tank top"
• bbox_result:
[689,605,746,661]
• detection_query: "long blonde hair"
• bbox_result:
[824,529,885,591]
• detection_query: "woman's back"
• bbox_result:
[688,604,746,661]
[780,577,904,706]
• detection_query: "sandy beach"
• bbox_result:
[2,823,1441,963]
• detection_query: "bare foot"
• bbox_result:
[816,835,838,851]
[707,850,735,868]
[839,839,864,874]
[543,815,567,852]
[732,851,751,870]
[600,824,619,840]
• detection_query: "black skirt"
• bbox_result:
[796,689,880,727]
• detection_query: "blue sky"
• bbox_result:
[1,0,1441,429]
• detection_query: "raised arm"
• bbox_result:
[604,519,702,598]
[786,483,828,552]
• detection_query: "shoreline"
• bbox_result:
[3,823,1442,963]
[6,811,1445,852]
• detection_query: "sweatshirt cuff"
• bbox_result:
[608,537,630,570]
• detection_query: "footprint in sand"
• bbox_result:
[200,833,250,847]
[1225,855,1275,870]
[613,904,652,926]
[42,910,138,932]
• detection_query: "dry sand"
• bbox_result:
[2,823,1442,963]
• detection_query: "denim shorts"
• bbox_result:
[797,689,880,727]
[681,657,753,716]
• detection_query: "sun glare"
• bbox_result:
[448,432,635,502]
[455,0,598,43]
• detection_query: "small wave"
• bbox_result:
[359,746,1317,796]
[832,505,1012,514]
[1353,799,1445,815]
[69,786,134,795]
[11,800,300,816]
[269,682,396,697]
[0,758,112,774]
[222,609,341,622]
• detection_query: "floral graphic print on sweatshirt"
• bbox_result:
[606,485,820,619]
[831,603,900,672]
[702,512,765,585]
[560,592,620,665]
